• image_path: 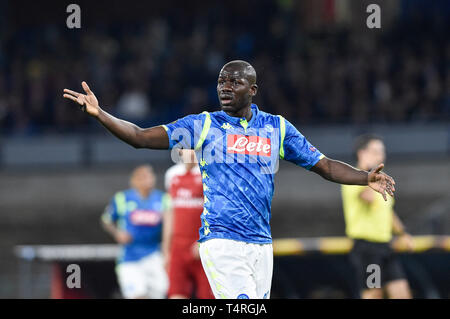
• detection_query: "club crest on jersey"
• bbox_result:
[130,210,161,226]
[264,124,274,132]
[227,134,271,157]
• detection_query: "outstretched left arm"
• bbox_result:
[310,157,396,201]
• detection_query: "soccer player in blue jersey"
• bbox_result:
[64,60,396,299]
[101,165,170,298]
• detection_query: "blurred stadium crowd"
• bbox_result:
[0,0,448,136]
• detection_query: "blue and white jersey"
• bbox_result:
[102,189,170,263]
[163,104,324,244]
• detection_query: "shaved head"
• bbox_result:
[217,60,258,117]
[220,60,257,85]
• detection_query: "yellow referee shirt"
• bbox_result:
[341,185,394,243]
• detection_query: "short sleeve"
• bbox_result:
[280,117,324,170]
[162,113,206,150]
[162,193,172,211]
[164,164,178,191]
[164,169,172,191]
[101,198,119,224]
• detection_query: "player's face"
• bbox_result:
[359,140,386,170]
[131,167,155,192]
[217,68,255,113]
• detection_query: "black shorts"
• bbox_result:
[349,239,406,291]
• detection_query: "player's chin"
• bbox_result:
[220,102,235,111]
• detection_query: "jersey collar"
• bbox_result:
[131,188,153,201]
[219,103,259,127]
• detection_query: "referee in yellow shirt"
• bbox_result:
[342,134,413,299]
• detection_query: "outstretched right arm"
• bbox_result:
[63,82,169,149]
[95,109,169,149]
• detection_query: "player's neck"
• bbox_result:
[137,188,151,199]
[185,163,196,171]
[225,104,252,122]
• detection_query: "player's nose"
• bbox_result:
[221,81,233,91]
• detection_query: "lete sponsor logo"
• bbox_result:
[130,210,162,226]
[227,135,271,157]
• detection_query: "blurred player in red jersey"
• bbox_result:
[162,149,214,299]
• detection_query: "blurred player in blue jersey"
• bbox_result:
[101,165,169,299]
[65,60,396,299]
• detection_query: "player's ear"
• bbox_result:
[250,84,258,97]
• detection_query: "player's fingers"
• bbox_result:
[63,89,81,97]
[377,182,388,200]
[387,186,394,197]
[82,81,93,95]
[386,175,395,192]
[385,174,394,184]
[63,93,79,103]
[374,163,384,173]
[381,190,387,201]
[389,181,395,192]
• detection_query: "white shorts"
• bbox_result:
[115,251,168,299]
[199,238,273,299]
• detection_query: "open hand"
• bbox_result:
[63,81,100,117]
[368,163,396,201]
